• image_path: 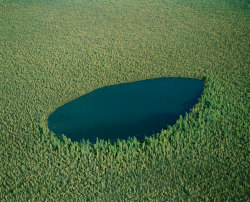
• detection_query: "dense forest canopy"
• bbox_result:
[0,0,249,200]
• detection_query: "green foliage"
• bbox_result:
[174,0,250,11]
[0,0,249,201]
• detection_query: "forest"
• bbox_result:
[0,0,249,200]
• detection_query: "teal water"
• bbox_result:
[48,78,204,143]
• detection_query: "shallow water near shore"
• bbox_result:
[48,78,204,143]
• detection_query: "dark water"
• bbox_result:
[48,78,204,143]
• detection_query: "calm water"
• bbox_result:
[48,78,204,143]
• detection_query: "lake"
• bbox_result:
[48,78,204,143]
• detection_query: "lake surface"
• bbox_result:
[48,78,204,143]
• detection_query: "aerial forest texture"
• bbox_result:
[0,0,249,200]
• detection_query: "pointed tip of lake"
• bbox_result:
[48,77,204,143]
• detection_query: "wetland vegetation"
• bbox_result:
[0,0,249,200]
